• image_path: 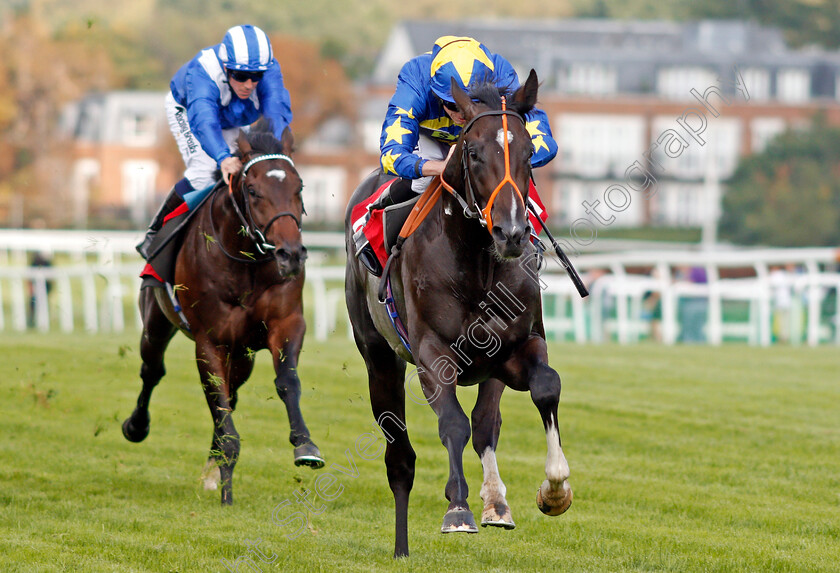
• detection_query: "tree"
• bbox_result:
[719,120,840,247]
[269,35,355,141]
[0,11,125,225]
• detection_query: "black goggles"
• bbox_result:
[442,100,459,113]
[228,69,265,83]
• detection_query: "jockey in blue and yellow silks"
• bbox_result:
[379,36,557,195]
[352,36,557,275]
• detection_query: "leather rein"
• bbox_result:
[209,153,302,264]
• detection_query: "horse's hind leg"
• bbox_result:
[123,288,177,442]
[472,378,515,529]
[269,318,324,468]
[347,291,413,557]
[365,341,413,557]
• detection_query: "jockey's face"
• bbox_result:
[228,72,260,100]
[442,100,466,126]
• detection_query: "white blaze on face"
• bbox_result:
[545,416,570,484]
[496,129,513,149]
[266,169,286,182]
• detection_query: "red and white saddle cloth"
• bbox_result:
[351,179,549,269]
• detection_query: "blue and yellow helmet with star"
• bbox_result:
[429,36,495,103]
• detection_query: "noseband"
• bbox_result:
[211,153,302,264]
[440,96,527,233]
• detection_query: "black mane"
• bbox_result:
[468,80,534,117]
[468,81,504,110]
[242,118,286,156]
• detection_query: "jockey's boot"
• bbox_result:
[368,177,415,211]
[136,186,186,260]
[357,178,416,277]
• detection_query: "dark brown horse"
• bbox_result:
[344,72,573,557]
[123,123,324,505]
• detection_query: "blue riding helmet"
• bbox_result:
[429,36,496,102]
[219,24,275,72]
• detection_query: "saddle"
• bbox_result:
[351,175,420,277]
[140,181,220,289]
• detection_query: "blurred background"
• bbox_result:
[1,0,839,345]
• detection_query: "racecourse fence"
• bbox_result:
[1,229,838,346]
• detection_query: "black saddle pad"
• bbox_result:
[145,182,219,285]
[383,194,421,254]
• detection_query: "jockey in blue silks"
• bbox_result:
[353,36,558,273]
[137,24,293,260]
[379,35,557,195]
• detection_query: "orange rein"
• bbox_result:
[439,96,526,232]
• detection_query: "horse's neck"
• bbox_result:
[206,191,260,263]
[435,194,504,291]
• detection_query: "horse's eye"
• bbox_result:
[248,187,257,197]
[468,147,479,162]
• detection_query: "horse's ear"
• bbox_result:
[237,130,252,155]
[280,127,295,156]
[451,78,477,119]
[512,69,539,113]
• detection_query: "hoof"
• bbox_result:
[441,507,478,533]
[536,481,573,516]
[481,503,515,529]
[200,460,221,491]
[121,416,149,443]
[294,442,325,469]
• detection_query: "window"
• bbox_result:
[122,160,159,227]
[651,117,741,180]
[740,67,770,102]
[776,68,810,103]
[564,63,617,96]
[121,112,157,147]
[656,67,718,100]
[751,117,786,153]
[557,114,645,179]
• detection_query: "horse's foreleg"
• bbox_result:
[268,320,324,469]
[416,349,476,534]
[195,340,239,505]
[202,352,254,492]
[525,352,572,516]
[123,288,177,442]
[472,378,515,529]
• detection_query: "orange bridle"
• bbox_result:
[440,96,527,232]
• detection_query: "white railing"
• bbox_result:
[2,230,839,346]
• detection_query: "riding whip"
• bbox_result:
[527,202,589,298]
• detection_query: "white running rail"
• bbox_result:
[2,230,838,345]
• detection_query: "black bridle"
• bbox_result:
[209,153,303,264]
[440,102,530,229]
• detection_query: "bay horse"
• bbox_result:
[122,122,324,505]
[344,71,573,557]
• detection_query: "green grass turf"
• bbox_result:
[2,332,839,572]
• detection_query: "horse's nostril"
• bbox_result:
[510,226,527,245]
[275,248,291,261]
[492,225,527,246]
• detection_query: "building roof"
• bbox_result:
[372,19,840,98]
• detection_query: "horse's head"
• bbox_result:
[233,125,307,277]
[445,70,541,259]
